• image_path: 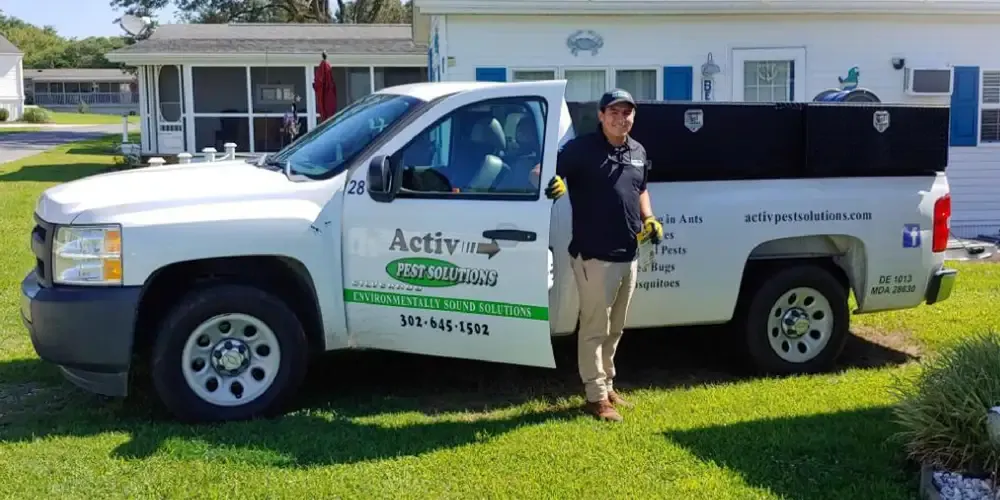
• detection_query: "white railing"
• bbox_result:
[116,115,258,168]
[33,92,139,106]
[149,142,242,167]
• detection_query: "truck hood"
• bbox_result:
[36,160,308,224]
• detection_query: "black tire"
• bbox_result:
[150,283,309,423]
[738,263,850,375]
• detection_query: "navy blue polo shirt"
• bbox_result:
[556,131,650,262]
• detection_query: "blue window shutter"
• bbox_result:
[663,66,693,100]
[789,61,795,101]
[950,66,980,147]
[475,67,507,82]
[427,50,434,82]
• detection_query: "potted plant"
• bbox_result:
[891,332,1000,499]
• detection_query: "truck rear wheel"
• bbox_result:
[150,283,309,423]
[739,263,849,375]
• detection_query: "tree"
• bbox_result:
[176,0,283,23]
[270,0,333,22]
[108,0,410,24]
[0,12,127,69]
[335,0,409,23]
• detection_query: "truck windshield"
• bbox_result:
[268,92,423,178]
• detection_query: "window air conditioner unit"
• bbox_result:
[904,67,954,96]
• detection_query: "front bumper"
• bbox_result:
[21,269,142,397]
[925,267,958,306]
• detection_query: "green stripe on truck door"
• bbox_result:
[343,288,549,321]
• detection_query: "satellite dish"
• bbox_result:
[117,14,151,37]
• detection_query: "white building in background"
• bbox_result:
[24,68,138,116]
[413,0,1000,239]
[105,23,427,158]
[0,33,25,121]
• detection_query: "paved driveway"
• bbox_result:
[0,124,130,164]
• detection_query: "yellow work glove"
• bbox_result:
[638,216,664,245]
[544,175,566,200]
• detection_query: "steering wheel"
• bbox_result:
[402,167,453,193]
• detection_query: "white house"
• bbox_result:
[0,33,25,121]
[104,23,427,158]
[24,68,138,116]
[413,0,1000,239]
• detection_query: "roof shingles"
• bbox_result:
[109,23,425,55]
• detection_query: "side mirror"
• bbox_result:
[367,154,400,203]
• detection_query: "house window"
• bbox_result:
[258,85,296,103]
[743,61,793,102]
[250,66,305,114]
[615,69,657,101]
[732,48,805,103]
[512,70,556,82]
[982,70,1000,144]
[565,69,606,103]
[510,68,658,101]
[347,67,373,103]
[374,67,427,91]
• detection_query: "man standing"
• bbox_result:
[544,89,663,422]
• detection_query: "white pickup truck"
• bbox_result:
[20,80,957,423]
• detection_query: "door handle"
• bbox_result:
[483,229,536,242]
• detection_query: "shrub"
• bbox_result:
[22,107,52,124]
[77,100,90,114]
[0,108,8,122]
[891,331,1000,477]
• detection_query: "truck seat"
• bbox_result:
[461,117,510,191]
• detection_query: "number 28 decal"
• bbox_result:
[347,179,366,195]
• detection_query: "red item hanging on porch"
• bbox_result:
[313,51,337,122]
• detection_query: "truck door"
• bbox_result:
[340,80,567,369]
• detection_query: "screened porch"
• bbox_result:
[139,63,427,156]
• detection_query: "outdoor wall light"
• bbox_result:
[701,52,721,78]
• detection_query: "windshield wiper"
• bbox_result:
[260,156,293,180]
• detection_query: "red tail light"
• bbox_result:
[932,194,951,253]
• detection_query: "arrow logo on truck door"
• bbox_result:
[475,240,500,259]
[387,229,502,259]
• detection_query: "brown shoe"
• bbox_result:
[585,399,623,422]
[608,390,634,409]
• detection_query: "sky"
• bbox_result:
[2,0,180,39]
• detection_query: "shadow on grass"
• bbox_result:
[0,327,917,468]
[291,325,919,416]
[0,357,579,467]
[0,163,114,183]
[664,406,918,500]
[63,145,119,156]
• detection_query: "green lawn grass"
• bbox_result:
[45,110,139,125]
[15,108,139,126]
[0,135,996,498]
[0,127,43,134]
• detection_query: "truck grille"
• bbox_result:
[31,215,55,287]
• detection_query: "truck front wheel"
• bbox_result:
[740,263,850,375]
[150,283,309,423]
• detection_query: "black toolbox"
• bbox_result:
[566,99,950,181]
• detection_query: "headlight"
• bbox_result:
[52,225,123,285]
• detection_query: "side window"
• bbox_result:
[395,96,547,198]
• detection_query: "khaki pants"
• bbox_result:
[570,255,639,403]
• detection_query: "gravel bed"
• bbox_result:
[932,470,999,500]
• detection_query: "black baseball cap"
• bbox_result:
[599,88,636,110]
